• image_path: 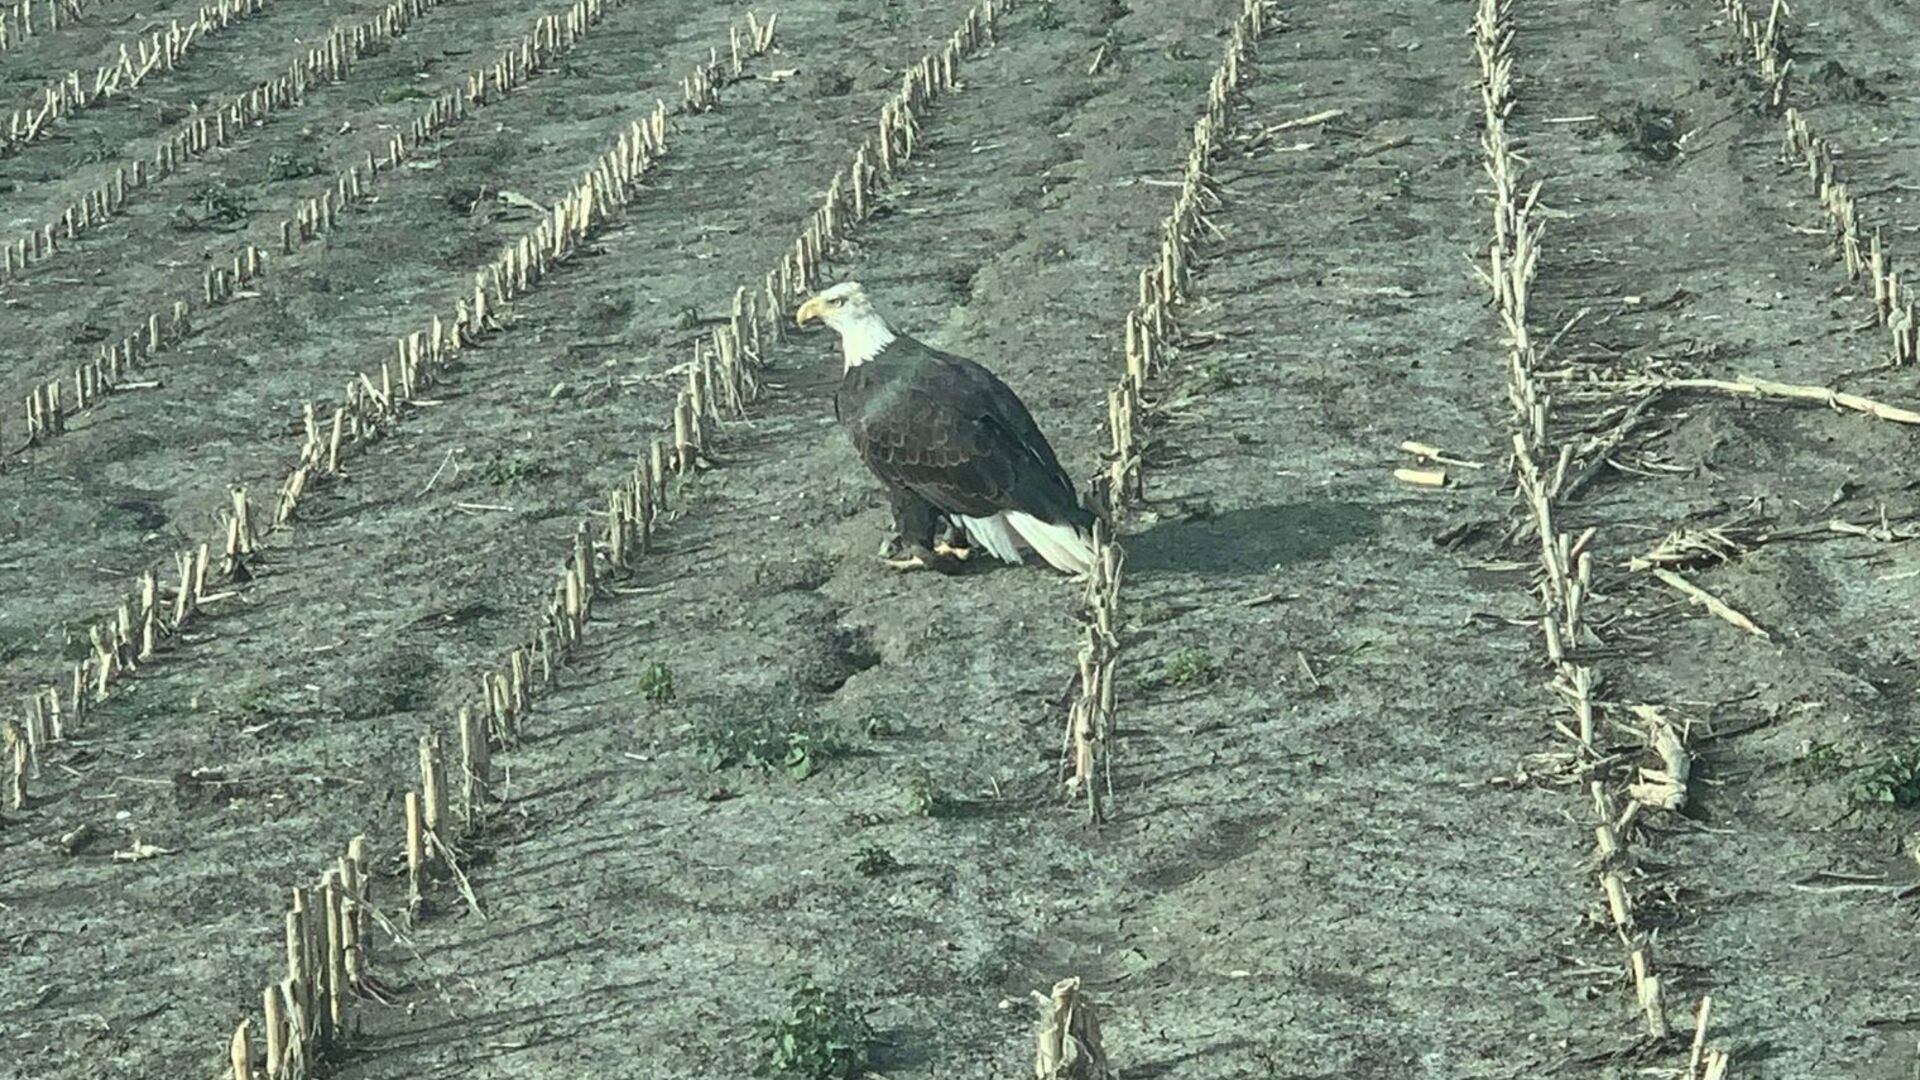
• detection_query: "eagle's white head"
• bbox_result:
[794,281,896,371]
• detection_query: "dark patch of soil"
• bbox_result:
[1809,58,1887,104]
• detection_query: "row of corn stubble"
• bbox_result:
[5,0,464,451]
[1066,0,1272,836]
[1716,0,1920,367]
[2,0,449,282]
[1040,6,1273,1074]
[1475,0,1729,1071]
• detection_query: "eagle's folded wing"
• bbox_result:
[847,381,1022,519]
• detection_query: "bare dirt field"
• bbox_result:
[4,0,1920,1077]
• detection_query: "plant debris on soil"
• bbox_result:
[1605,101,1685,162]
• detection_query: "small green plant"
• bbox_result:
[1188,361,1245,394]
[478,452,556,488]
[379,83,431,104]
[170,182,250,231]
[266,149,322,182]
[853,845,899,876]
[1850,748,1920,809]
[897,766,960,818]
[1140,648,1219,690]
[756,978,874,1080]
[638,662,675,705]
[1031,1,1063,29]
[695,717,849,779]
[1157,66,1206,91]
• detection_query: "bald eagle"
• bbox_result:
[794,281,1098,576]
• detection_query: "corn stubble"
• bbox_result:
[1472,0,1728,1067]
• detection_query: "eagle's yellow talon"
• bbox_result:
[880,554,929,572]
[932,540,972,561]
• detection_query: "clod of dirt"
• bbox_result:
[808,65,855,98]
[1604,102,1683,163]
[584,293,634,335]
[406,599,501,632]
[1811,59,1885,104]
[788,615,880,693]
[332,647,442,721]
[944,261,982,301]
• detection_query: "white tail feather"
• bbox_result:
[957,513,1024,564]
[1005,511,1096,576]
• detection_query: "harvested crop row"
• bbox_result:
[0,0,112,55]
[445,1,1015,798]
[1711,0,1920,370]
[1469,0,1726,1069]
[1060,0,1269,831]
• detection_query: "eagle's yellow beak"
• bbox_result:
[794,294,829,326]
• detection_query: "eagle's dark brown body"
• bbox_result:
[834,334,1095,557]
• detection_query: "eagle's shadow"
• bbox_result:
[1117,500,1378,575]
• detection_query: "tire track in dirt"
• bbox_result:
[0,5,994,1078]
[1515,0,1920,1073]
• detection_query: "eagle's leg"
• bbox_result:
[932,517,973,561]
[883,485,939,554]
[877,487,969,572]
